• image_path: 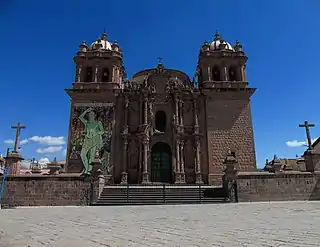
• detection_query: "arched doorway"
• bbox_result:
[151,142,172,183]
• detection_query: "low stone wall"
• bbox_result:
[236,171,320,202]
[1,174,93,207]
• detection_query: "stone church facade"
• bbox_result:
[65,31,257,185]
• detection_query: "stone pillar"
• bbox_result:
[175,139,181,183]
[149,98,154,136]
[139,99,143,125]
[175,96,179,125]
[139,141,143,173]
[121,98,129,184]
[180,140,186,183]
[116,67,120,84]
[207,65,212,81]
[193,100,199,134]
[224,65,228,81]
[76,64,82,82]
[304,149,320,172]
[112,65,116,82]
[179,100,184,126]
[195,140,203,184]
[121,139,128,184]
[94,65,99,82]
[142,139,150,184]
[5,152,23,175]
[144,98,148,125]
[242,65,246,81]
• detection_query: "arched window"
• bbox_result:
[212,66,220,81]
[155,111,166,132]
[101,68,109,82]
[84,67,93,82]
[229,67,237,81]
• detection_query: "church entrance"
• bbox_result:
[151,142,172,183]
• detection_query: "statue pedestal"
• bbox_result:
[304,149,320,172]
[5,152,24,175]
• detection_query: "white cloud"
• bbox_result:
[62,148,67,156]
[36,146,63,154]
[4,139,14,144]
[4,139,29,145]
[286,138,318,148]
[29,136,66,146]
[38,158,50,165]
[20,139,29,145]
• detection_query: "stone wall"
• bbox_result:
[236,171,320,202]
[205,97,256,185]
[1,174,94,207]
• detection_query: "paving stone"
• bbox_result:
[0,201,319,247]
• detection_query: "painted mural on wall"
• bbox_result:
[69,103,114,174]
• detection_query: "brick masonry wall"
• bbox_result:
[237,171,320,202]
[1,175,93,207]
[205,96,256,185]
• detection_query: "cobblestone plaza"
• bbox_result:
[0,202,319,247]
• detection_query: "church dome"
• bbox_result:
[209,32,234,51]
[89,32,113,51]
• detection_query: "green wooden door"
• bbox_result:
[151,143,172,183]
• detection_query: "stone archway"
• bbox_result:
[151,142,172,183]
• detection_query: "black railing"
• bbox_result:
[99,184,230,204]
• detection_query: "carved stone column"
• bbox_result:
[149,98,154,136]
[242,65,246,81]
[112,65,116,82]
[121,98,129,184]
[76,64,82,82]
[175,139,181,183]
[223,65,228,81]
[121,139,128,184]
[144,98,148,125]
[207,65,212,81]
[193,99,202,184]
[175,95,179,125]
[139,141,143,173]
[142,138,150,184]
[195,140,203,184]
[94,65,99,82]
[139,99,143,125]
[180,140,186,183]
[193,100,199,134]
[179,100,184,126]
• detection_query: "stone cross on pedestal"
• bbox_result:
[11,123,26,152]
[299,121,315,150]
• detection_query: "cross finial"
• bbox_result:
[157,57,163,64]
[11,122,26,152]
[299,120,316,149]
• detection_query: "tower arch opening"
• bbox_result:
[84,67,93,82]
[212,66,220,81]
[101,68,110,82]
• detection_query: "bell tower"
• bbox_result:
[65,31,125,174]
[197,31,247,88]
[73,31,125,88]
[196,31,257,186]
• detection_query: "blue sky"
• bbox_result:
[0,1,319,167]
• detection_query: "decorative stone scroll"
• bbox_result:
[69,103,114,175]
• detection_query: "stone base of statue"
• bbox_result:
[5,151,24,175]
[141,172,150,184]
[195,172,204,184]
[120,172,128,184]
[174,172,186,184]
